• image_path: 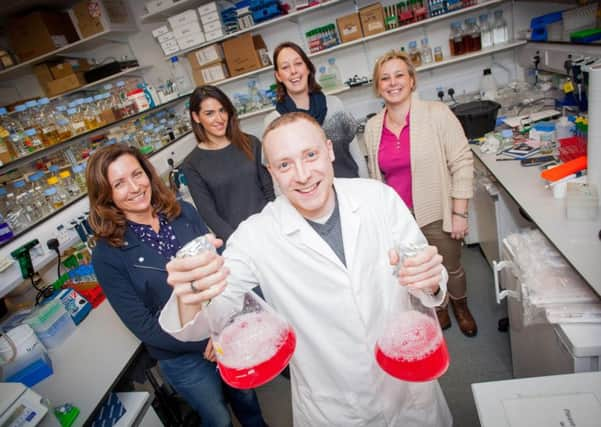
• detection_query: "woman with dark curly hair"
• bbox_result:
[88,143,267,427]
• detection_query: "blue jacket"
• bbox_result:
[92,202,209,360]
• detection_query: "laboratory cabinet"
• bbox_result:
[496,238,601,378]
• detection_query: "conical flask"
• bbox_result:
[375,242,450,382]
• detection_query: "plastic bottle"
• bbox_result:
[480,68,497,100]
[170,57,194,96]
[408,40,422,66]
[420,38,433,64]
[479,14,493,49]
[492,10,508,45]
[556,114,574,140]
[327,57,343,88]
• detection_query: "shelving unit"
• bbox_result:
[164,0,346,58]
[48,65,152,100]
[141,0,202,23]
[0,128,193,251]
[0,29,137,80]
[0,93,190,174]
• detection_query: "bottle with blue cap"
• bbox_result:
[170,56,193,96]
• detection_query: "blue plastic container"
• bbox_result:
[6,352,53,387]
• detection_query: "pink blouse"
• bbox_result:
[377,111,413,209]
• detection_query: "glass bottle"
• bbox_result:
[19,103,44,150]
[59,170,79,199]
[449,22,465,56]
[72,163,87,193]
[44,186,64,210]
[492,10,508,45]
[434,46,444,62]
[420,37,433,64]
[0,108,18,164]
[327,57,343,88]
[467,17,481,52]
[55,105,73,142]
[0,107,27,158]
[479,14,493,49]
[408,40,422,67]
[39,98,58,145]
[68,101,86,135]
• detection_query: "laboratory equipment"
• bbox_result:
[0,381,49,426]
[375,243,450,382]
[209,291,296,389]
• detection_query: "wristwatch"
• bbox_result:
[452,211,468,219]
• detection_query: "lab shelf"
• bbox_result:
[0,29,137,81]
[0,128,193,254]
[159,0,346,56]
[238,86,351,120]
[48,65,152,101]
[0,93,191,175]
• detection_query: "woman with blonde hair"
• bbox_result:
[364,50,477,336]
[88,143,267,426]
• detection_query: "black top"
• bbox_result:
[182,134,275,241]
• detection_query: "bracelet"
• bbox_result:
[452,211,468,219]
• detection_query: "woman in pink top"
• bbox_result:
[363,50,477,337]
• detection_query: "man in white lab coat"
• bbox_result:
[159,112,453,426]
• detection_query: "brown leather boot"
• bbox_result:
[436,307,451,330]
[450,298,478,337]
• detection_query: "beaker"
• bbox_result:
[207,290,296,390]
[375,242,450,382]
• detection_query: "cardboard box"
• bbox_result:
[167,9,199,28]
[145,0,174,14]
[203,19,223,33]
[49,59,91,79]
[205,28,225,41]
[46,73,87,97]
[191,62,229,85]
[173,21,202,39]
[200,11,220,26]
[8,11,79,61]
[72,0,105,38]
[157,31,175,43]
[187,44,224,68]
[359,3,385,36]
[33,64,55,89]
[176,32,206,50]
[336,13,363,43]
[222,33,266,77]
[152,25,170,38]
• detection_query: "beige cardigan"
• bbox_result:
[364,94,473,232]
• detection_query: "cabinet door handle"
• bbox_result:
[492,260,520,304]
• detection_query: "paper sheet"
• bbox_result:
[502,393,601,426]
[503,110,561,128]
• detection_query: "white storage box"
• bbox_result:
[168,9,199,28]
[151,25,170,38]
[161,39,179,55]
[157,31,175,43]
[145,0,174,14]
[173,21,203,39]
[203,19,223,33]
[198,2,219,16]
[187,44,224,68]
[177,32,205,50]
[205,28,225,41]
[200,11,221,26]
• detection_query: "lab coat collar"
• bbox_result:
[273,179,361,270]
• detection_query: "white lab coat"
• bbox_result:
[160,178,453,427]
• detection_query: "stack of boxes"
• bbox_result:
[198,2,227,42]
[169,10,206,52]
[187,45,229,85]
[33,59,91,97]
[335,3,386,44]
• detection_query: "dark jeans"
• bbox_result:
[159,352,266,427]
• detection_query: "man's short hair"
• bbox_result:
[262,112,327,142]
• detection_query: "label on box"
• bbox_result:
[342,25,359,36]
[198,2,218,16]
[200,11,220,25]
[177,32,205,50]
[167,9,199,28]
[202,63,227,82]
[146,0,175,14]
[152,25,170,38]
[203,19,223,33]
[173,21,202,39]
[157,31,175,43]
[190,44,224,67]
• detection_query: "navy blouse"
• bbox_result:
[128,214,180,259]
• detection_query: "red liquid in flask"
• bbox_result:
[375,311,450,382]
[216,311,296,389]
